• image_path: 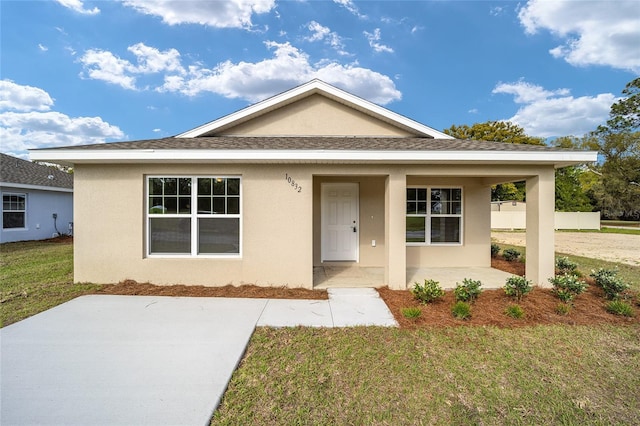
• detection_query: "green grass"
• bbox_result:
[601,220,640,229]
[0,241,101,327]
[493,242,640,293]
[211,325,640,425]
[557,227,640,236]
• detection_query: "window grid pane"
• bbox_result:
[406,187,462,244]
[148,176,241,255]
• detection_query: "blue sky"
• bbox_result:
[1,0,639,159]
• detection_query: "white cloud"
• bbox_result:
[56,0,99,15]
[0,80,54,112]
[0,80,123,155]
[364,28,394,53]
[79,41,401,105]
[332,0,366,19]
[78,43,185,90]
[518,0,640,73]
[157,41,401,104]
[493,80,616,137]
[304,21,349,55]
[38,44,48,52]
[122,0,275,29]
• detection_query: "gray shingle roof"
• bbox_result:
[1,153,73,189]
[40,136,574,153]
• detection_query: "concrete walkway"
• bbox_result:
[1,289,395,426]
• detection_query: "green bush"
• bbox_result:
[503,276,533,302]
[605,300,635,317]
[555,303,571,315]
[549,274,588,303]
[590,268,630,300]
[411,279,444,304]
[401,306,422,319]
[454,278,482,303]
[504,304,524,319]
[502,248,521,262]
[555,256,578,275]
[451,301,471,320]
[491,243,500,258]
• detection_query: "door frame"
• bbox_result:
[320,182,359,262]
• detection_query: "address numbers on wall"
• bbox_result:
[285,173,302,193]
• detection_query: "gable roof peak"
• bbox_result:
[176,79,453,139]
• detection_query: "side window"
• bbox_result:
[2,193,26,229]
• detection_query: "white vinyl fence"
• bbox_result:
[491,211,600,230]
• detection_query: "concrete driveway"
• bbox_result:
[1,295,267,426]
[1,290,395,425]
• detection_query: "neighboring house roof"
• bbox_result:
[0,153,73,192]
[29,80,598,168]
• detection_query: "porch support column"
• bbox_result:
[525,167,555,287]
[385,172,407,290]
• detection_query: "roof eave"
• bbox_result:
[30,149,598,168]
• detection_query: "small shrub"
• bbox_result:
[590,268,630,300]
[454,278,482,303]
[503,276,533,302]
[451,301,471,320]
[555,303,571,315]
[505,304,524,319]
[605,300,635,317]
[411,279,444,304]
[555,256,578,275]
[491,243,500,258]
[401,306,422,319]
[549,274,588,303]
[502,248,521,262]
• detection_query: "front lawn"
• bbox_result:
[211,325,640,425]
[0,239,101,327]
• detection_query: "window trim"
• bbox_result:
[2,192,27,230]
[145,175,242,258]
[406,186,463,246]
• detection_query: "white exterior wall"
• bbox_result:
[0,186,73,243]
[491,211,600,230]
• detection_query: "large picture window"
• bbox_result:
[406,187,462,244]
[3,193,26,229]
[147,176,241,256]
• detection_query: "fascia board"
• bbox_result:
[30,149,598,165]
[0,182,73,193]
[176,80,454,139]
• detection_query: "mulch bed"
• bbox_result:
[96,280,328,300]
[55,238,635,327]
[378,284,638,329]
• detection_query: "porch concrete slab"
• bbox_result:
[314,266,385,288]
[327,288,398,327]
[257,299,333,327]
[0,295,268,426]
[407,267,515,289]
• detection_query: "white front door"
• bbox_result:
[321,183,359,262]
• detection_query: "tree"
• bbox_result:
[444,120,545,145]
[444,121,542,202]
[551,136,595,212]
[585,78,640,220]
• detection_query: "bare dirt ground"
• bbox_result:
[492,231,640,266]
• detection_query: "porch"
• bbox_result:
[313,265,514,289]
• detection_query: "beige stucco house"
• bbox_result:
[31,80,597,289]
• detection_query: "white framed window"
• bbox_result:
[2,193,26,229]
[146,176,241,256]
[406,187,462,245]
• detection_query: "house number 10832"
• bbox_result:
[285,173,302,193]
